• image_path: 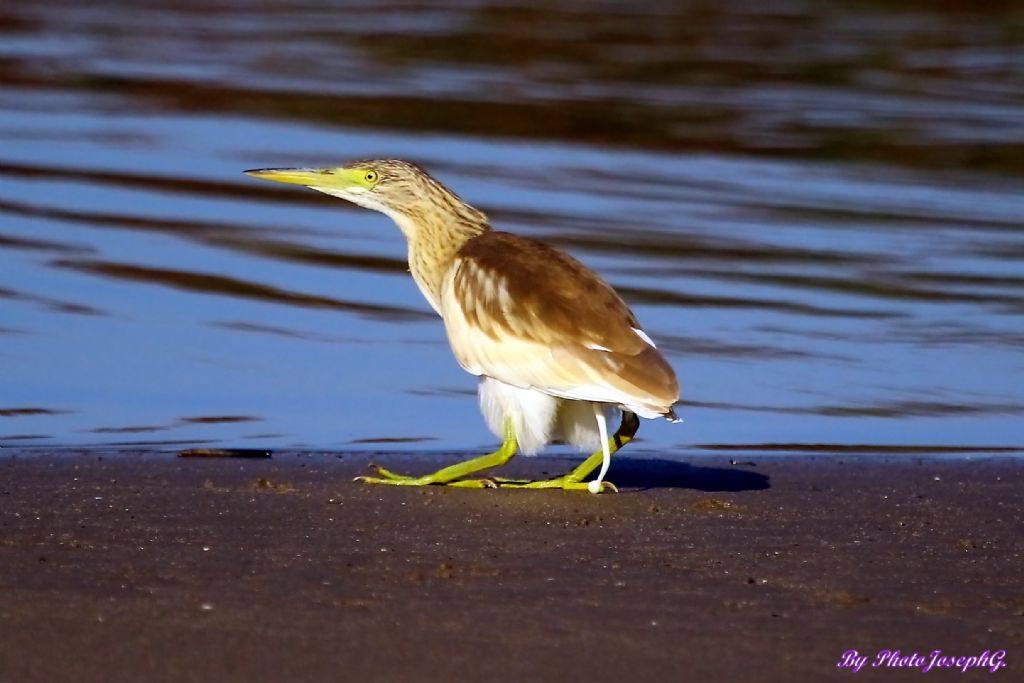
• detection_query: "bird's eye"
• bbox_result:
[365,171,378,183]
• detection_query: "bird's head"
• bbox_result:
[246,159,449,219]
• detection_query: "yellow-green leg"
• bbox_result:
[355,420,517,488]
[498,411,640,492]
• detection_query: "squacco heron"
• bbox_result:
[246,160,679,493]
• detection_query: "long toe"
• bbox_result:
[489,476,532,485]
[445,478,498,488]
[498,477,618,493]
[354,475,498,488]
[368,465,420,481]
[354,475,433,486]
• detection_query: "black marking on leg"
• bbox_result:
[614,411,640,448]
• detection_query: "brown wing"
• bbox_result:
[440,231,678,417]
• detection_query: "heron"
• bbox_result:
[246,160,679,493]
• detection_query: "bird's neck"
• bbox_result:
[390,202,489,314]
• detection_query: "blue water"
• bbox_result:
[2,1,1023,455]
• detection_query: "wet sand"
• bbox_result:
[1,450,1020,682]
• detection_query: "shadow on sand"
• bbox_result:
[608,457,770,492]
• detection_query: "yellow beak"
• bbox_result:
[244,168,326,187]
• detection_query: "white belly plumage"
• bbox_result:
[478,376,618,455]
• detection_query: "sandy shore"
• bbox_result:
[1,450,1020,681]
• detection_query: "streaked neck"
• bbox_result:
[389,202,489,314]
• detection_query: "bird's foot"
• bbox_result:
[354,465,496,488]
[360,464,417,481]
[488,475,530,484]
[496,476,618,493]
